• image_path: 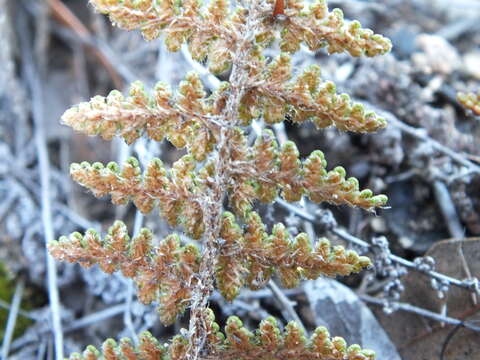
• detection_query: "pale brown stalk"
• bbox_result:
[186,2,270,359]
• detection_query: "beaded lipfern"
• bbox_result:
[49,0,392,359]
[457,91,480,116]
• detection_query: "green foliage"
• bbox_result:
[0,264,32,339]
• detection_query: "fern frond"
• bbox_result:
[70,156,206,239]
[62,81,176,144]
[90,0,390,74]
[457,91,480,116]
[276,0,392,56]
[216,211,371,301]
[70,130,386,242]
[48,222,199,324]
[62,74,219,160]
[229,130,387,216]
[66,310,375,360]
[55,1,393,358]
[90,0,237,73]
[240,54,387,132]
[302,149,387,208]
[63,57,386,155]
[69,332,166,360]
[50,211,370,318]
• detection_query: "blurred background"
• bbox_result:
[1,0,479,359]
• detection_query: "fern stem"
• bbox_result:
[186,2,267,359]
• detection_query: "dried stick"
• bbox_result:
[53,203,100,232]
[277,199,477,292]
[48,0,123,87]
[239,288,304,299]
[433,180,464,238]
[50,24,138,85]
[457,242,478,306]
[0,299,36,321]
[1,278,25,359]
[37,339,48,360]
[64,304,126,332]
[18,6,64,358]
[377,107,480,174]
[278,201,480,328]
[32,54,65,360]
[356,101,480,178]
[10,304,127,353]
[361,294,480,332]
[181,45,222,89]
[267,280,306,333]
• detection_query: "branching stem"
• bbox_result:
[186,2,267,359]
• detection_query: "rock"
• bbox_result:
[463,51,480,80]
[411,34,461,75]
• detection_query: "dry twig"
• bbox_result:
[18,5,64,358]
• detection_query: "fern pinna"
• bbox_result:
[49,0,392,359]
[457,91,480,116]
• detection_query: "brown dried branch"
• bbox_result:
[48,0,123,88]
